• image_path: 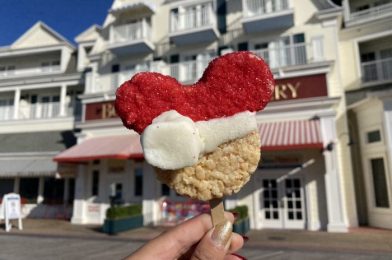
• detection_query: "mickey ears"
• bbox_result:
[115,51,274,134]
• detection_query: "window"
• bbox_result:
[0,179,14,198]
[92,170,99,196]
[20,178,39,203]
[367,130,381,143]
[43,178,64,204]
[134,168,143,196]
[161,184,170,196]
[371,158,390,208]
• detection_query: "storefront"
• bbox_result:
[54,73,349,231]
[0,131,76,219]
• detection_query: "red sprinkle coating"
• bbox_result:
[115,51,274,134]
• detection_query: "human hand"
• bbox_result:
[125,212,245,260]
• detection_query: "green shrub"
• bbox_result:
[106,204,142,220]
[228,205,248,220]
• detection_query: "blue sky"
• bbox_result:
[0,0,112,46]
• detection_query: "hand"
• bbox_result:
[125,212,245,260]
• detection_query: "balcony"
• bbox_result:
[242,0,294,33]
[169,3,219,45]
[0,102,74,121]
[0,65,61,79]
[108,19,154,55]
[167,59,212,83]
[345,2,392,27]
[361,57,392,84]
[251,39,324,69]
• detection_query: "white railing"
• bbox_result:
[0,106,13,120]
[244,0,289,17]
[111,20,151,44]
[0,66,61,78]
[170,4,215,33]
[18,102,63,120]
[251,40,324,69]
[348,2,392,23]
[361,57,392,83]
[168,59,211,83]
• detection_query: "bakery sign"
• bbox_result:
[85,74,328,121]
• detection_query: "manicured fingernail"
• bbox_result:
[211,220,232,247]
[242,235,249,242]
[231,253,247,260]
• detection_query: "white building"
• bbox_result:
[341,0,392,229]
[52,0,362,232]
[0,22,82,218]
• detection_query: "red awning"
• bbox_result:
[259,120,323,151]
[54,135,143,163]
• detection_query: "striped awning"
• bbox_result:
[259,120,323,151]
[54,135,143,163]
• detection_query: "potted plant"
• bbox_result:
[102,204,143,235]
[229,205,250,235]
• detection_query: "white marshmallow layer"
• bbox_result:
[141,110,257,170]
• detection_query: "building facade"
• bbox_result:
[0,22,82,218]
[50,0,359,232]
[341,0,392,229]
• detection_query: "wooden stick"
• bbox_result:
[209,198,226,226]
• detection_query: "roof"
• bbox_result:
[75,25,102,43]
[10,21,74,50]
[0,131,76,153]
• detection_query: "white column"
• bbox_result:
[37,177,44,204]
[13,89,20,119]
[59,84,67,116]
[320,116,348,232]
[342,0,351,22]
[71,165,87,224]
[382,99,392,202]
[142,163,157,225]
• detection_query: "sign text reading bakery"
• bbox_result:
[85,74,328,121]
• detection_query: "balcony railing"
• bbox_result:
[0,66,61,78]
[0,105,13,120]
[168,59,211,83]
[361,57,392,83]
[111,20,151,43]
[348,2,392,23]
[244,0,289,17]
[0,101,75,121]
[251,40,324,69]
[170,4,215,33]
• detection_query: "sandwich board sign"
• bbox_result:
[0,193,23,232]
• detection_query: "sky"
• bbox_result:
[0,0,113,46]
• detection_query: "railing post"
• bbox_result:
[59,84,67,117]
[13,89,20,119]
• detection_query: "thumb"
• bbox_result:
[190,220,233,260]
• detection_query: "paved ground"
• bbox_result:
[0,219,392,259]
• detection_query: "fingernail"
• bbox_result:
[231,253,247,260]
[242,235,249,242]
[211,220,232,247]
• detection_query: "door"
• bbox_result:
[259,177,306,229]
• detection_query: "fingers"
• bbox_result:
[190,220,233,260]
[228,233,244,253]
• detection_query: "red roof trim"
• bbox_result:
[261,143,323,151]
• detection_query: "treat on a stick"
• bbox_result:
[115,51,274,226]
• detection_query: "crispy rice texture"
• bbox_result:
[155,131,261,201]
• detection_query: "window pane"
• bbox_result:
[0,179,14,198]
[20,178,39,203]
[135,168,143,196]
[43,178,64,204]
[92,170,99,196]
[161,184,170,196]
[371,158,390,208]
[367,130,381,143]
